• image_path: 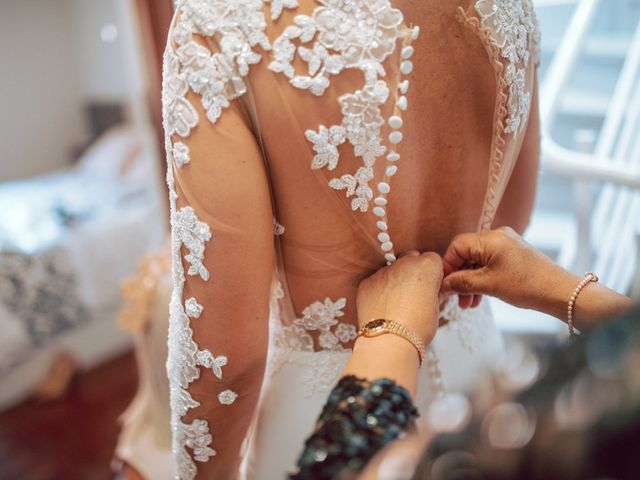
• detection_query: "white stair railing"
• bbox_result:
[539,0,640,296]
[540,0,640,189]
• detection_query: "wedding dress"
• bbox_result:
[162,1,540,478]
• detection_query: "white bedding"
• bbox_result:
[0,127,166,407]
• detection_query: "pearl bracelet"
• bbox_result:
[567,272,599,335]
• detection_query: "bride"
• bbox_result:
[162,0,540,478]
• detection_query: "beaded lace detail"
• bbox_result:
[474,0,539,134]
[269,0,411,216]
[165,0,270,140]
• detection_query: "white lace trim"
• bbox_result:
[475,0,540,134]
[166,170,232,479]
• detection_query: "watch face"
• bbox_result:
[365,319,387,333]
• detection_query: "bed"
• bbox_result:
[0,127,167,410]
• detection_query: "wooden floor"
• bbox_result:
[0,351,137,480]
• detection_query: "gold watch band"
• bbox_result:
[357,319,425,364]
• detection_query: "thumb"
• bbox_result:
[442,268,491,296]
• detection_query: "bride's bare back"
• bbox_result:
[163,0,540,478]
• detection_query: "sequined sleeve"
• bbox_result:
[290,375,418,479]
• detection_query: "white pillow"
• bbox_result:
[76,126,140,179]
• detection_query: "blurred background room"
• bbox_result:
[0,0,639,479]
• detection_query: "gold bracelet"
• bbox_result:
[567,272,598,335]
[357,319,425,365]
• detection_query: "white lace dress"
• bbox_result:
[162,1,541,479]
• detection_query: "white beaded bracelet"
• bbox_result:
[567,272,599,335]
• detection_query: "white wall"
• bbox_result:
[0,0,85,182]
[0,0,131,183]
[71,0,129,101]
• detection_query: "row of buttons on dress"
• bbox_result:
[373,26,419,265]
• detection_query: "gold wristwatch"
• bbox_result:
[357,319,425,365]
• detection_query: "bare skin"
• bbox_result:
[249,0,540,319]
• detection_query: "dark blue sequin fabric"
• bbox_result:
[290,375,418,479]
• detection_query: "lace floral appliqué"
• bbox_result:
[475,0,539,134]
[269,0,409,212]
[173,206,212,281]
[268,287,357,396]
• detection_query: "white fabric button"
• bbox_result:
[412,26,420,40]
[373,207,386,217]
[388,116,403,129]
[376,221,388,231]
[377,182,391,194]
[387,152,400,162]
[400,80,409,94]
[397,96,407,111]
[374,197,387,206]
[381,241,394,252]
[400,61,413,75]
[378,232,390,243]
[386,165,398,176]
[402,46,414,59]
[385,253,397,262]
[389,131,403,144]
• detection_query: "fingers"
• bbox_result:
[442,268,490,296]
[442,233,485,276]
[471,294,483,309]
[397,251,443,276]
[458,294,474,309]
[458,294,482,309]
[419,252,444,283]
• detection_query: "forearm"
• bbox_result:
[536,268,635,330]
[342,335,421,397]
[444,228,636,332]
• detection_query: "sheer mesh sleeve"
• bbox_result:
[163,8,275,479]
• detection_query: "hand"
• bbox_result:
[357,251,443,344]
[441,227,577,312]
